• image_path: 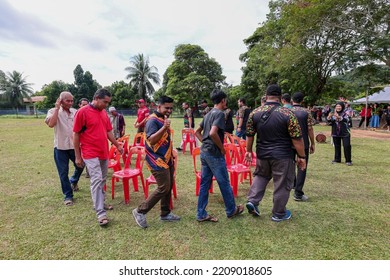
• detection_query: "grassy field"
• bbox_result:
[0,116,389,260]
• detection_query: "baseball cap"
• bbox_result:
[137,99,145,103]
[108,106,116,112]
[266,84,282,96]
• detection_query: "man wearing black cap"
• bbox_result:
[291,92,316,201]
[243,84,306,222]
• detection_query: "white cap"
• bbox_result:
[108,106,116,112]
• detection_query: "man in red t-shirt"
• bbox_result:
[73,88,123,227]
[134,99,150,133]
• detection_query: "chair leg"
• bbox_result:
[123,179,130,204]
[132,177,139,192]
[172,180,177,198]
[140,174,147,199]
[111,177,115,199]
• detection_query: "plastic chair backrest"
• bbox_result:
[124,146,145,169]
[181,128,195,141]
[224,143,241,166]
[133,132,145,147]
[192,146,201,173]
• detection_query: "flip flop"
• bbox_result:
[98,216,109,226]
[64,200,74,206]
[197,215,218,222]
[227,204,244,218]
[104,204,114,210]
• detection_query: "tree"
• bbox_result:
[240,0,389,105]
[0,71,33,116]
[125,54,160,101]
[72,64,101,103]
[162,44,226,107]
[106,80,137,109]
[36,80,71,109]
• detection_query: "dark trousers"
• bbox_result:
[358,117,370,127]
[53,148,84,200]
[294,148,309,198]
[333,136,352,163]
[247,158,295,218]
[138,165,174,216]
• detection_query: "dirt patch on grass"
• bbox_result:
[319,128,390,140]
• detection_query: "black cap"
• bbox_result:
[266,84,282,96]
[292,92,304,103]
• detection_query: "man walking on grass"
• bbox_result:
[291,92,316,201]
[244,84,306,222]
[45,91,84,206]
[195,89,244,223]
[132,96,180,228]
[73,88,123,227]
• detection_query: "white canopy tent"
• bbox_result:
[352,86,390,104]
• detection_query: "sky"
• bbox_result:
[0,0,269,92]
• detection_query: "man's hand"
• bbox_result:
[243,152,252,165]
[75,157,84,168]
[297,158,306,171]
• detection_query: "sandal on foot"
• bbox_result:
[64,199,74,206]
[197,215,218,222]
[98,216,109,226]
[227,204,244,218]
[104,204,114,210]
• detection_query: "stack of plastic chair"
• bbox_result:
[111,146,146,204]
[145,149,178,209]
[223,143,252,197]
[181,128,197,155]
[192,147,215,196]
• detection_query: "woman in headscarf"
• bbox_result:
[327,102,352,166]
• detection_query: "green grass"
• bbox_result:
[0,117,389,260]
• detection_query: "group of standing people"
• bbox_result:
[45,84,360,228]
[46,90,155,227]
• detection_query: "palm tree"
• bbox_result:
[1,71,34,117]
[124,54,160,101]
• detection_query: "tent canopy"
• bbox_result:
[352,86,390,104]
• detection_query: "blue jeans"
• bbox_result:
[197,152,236,219]
[54,148,84,200]
[236,129,246,140]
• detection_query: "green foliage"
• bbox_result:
[106,80,137,109]
[241,0,389,105]
[72,64,101,103]
[163,44,226,106]
[36,80,71,109]
[0,71,33,115]
[125,53,160,101]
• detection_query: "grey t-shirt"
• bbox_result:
[199,108,225,156]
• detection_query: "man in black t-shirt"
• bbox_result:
[291,92,316,202]
[243,84,306,222]
[195,89,243,222]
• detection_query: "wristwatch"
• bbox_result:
[297,154,306,159]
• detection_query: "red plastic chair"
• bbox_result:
[111,146,146,204]
[192,147,215,196]
[181,128,197,154]
[117,134,130,164]
[224,143,252,197]
[104,144,123,192]
[145,149,178,209]
[131,132,145,148]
